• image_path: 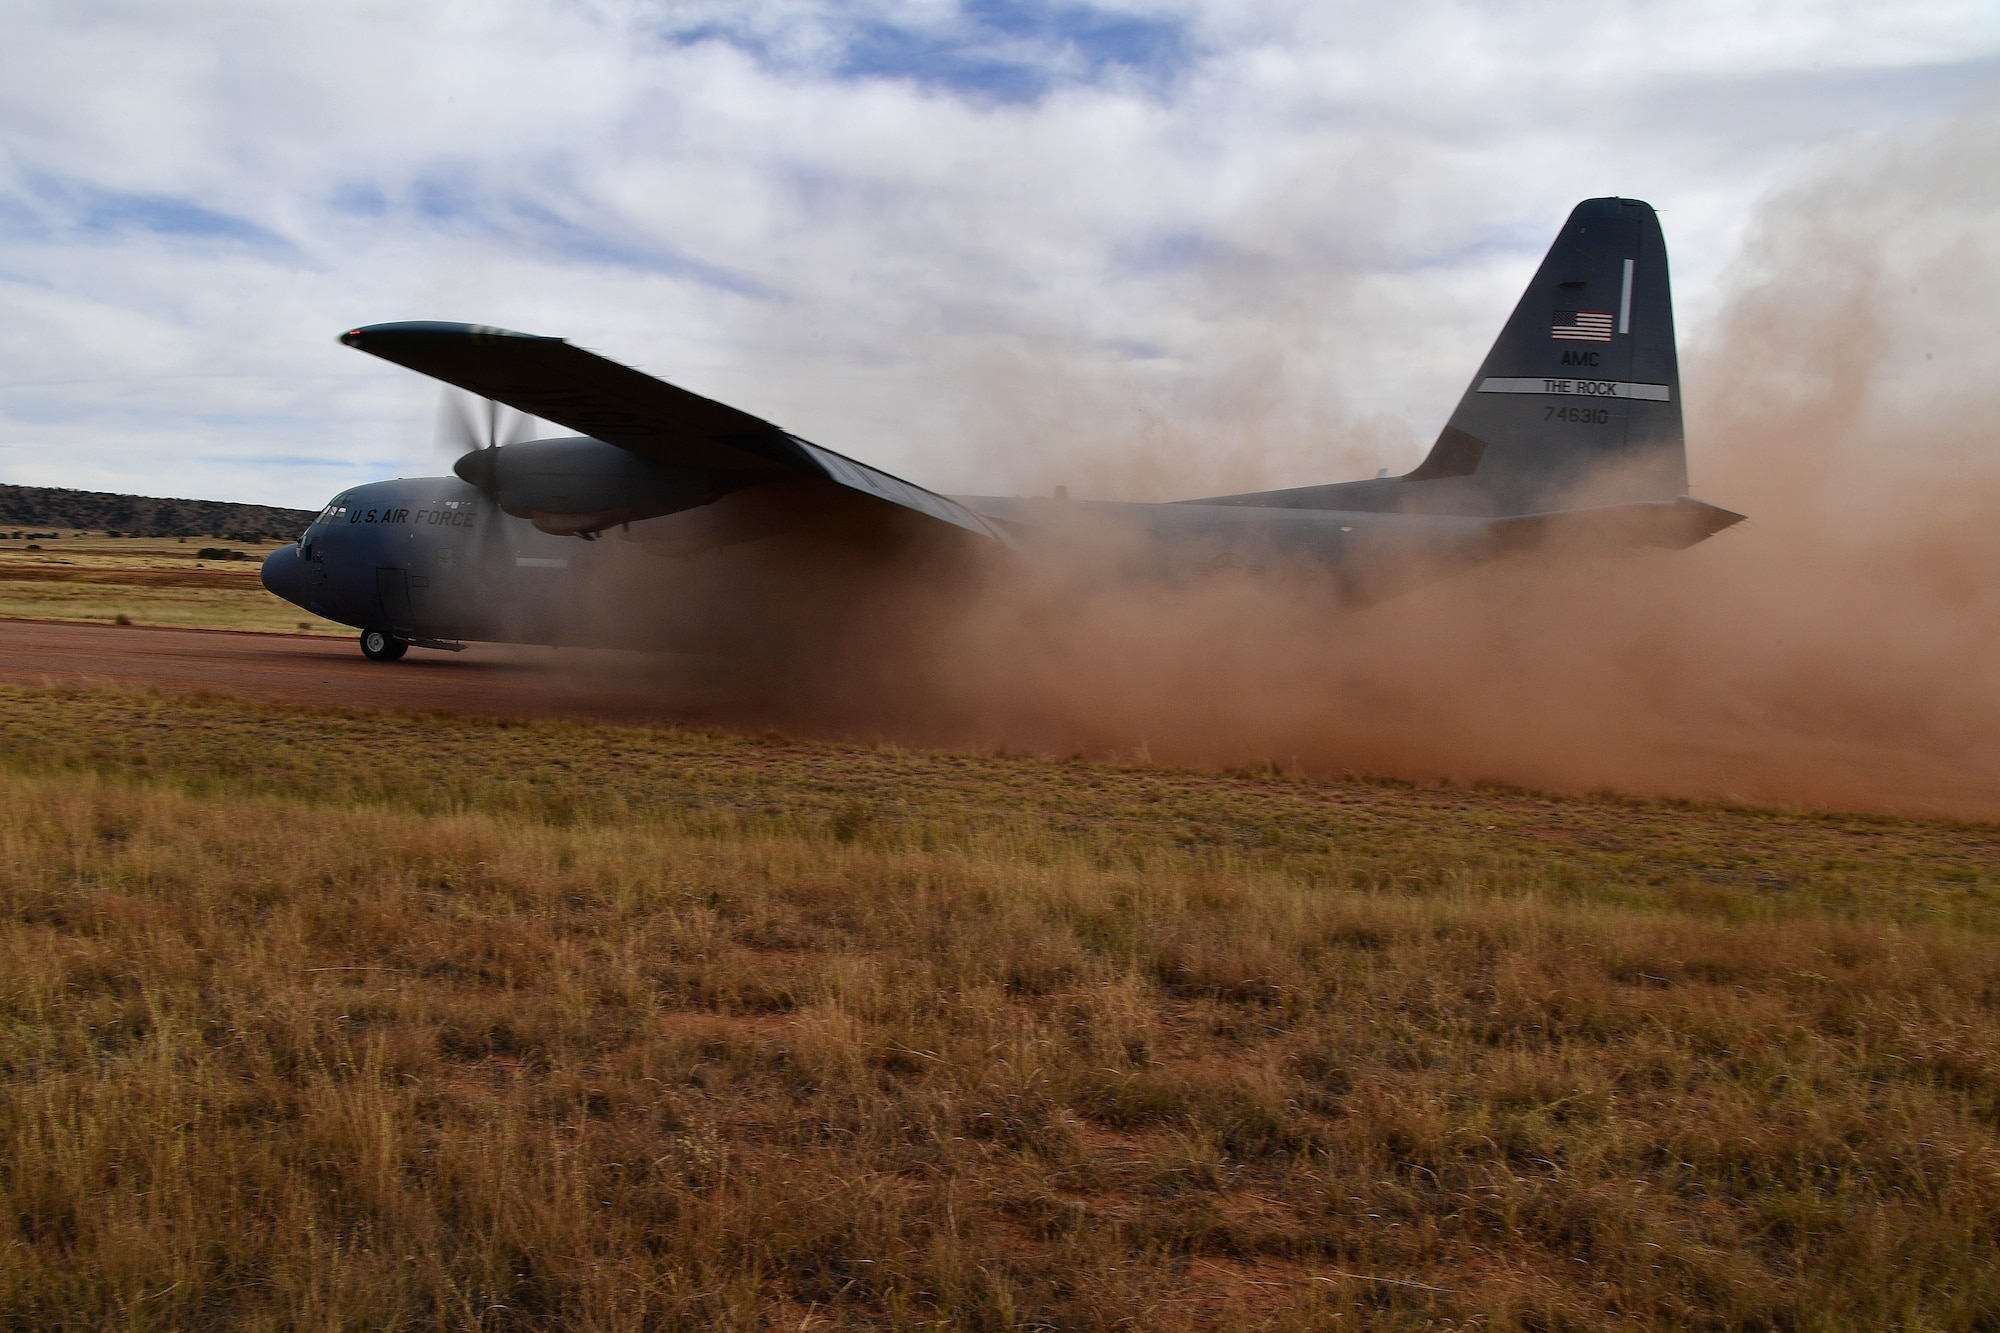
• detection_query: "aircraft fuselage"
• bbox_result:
[261,475,1502,653]
[263,199,1745,661]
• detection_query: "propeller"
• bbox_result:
[433,391,624,543]
[437,390,539,565]
[438,390,535,497]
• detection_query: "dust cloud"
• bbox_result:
[644,112,2000,819]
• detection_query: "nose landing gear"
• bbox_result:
[359,628,408,662]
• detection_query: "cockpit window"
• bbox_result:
[301,492,352,542]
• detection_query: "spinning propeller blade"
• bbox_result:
[436,390,536,557]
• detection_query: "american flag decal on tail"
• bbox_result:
[1552,310,1614,342]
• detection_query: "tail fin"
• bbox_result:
[1405,197,1685,515]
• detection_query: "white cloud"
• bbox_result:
[0,0,1994,506]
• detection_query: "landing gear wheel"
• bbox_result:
[359,628,407,662]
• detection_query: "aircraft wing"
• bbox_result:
[339,321,1005,543]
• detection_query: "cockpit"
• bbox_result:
[303,492,351,537]
[298,491,352,562]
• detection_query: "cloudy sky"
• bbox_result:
[2,0,1995,509]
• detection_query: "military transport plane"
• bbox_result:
[263,197,1742,661]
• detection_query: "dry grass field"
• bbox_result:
[2,684,1998,1329]
[0,534,349,635]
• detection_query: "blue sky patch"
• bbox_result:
[359,168,779,299]
[503,198,779,298]
[675,0,1192,104]
[79,193,278,244]
[841,1,1190,102]
[5,172,292,251]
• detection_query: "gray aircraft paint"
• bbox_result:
[263,197,1742,657]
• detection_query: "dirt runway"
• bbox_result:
[11,616,2000,822]
[0,618,720,726]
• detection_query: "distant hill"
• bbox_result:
[0,484,315,540]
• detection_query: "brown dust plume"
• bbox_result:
[720,113,2000,820]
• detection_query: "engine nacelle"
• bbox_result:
[454,436,733,535]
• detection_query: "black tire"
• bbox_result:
[359,628,407,661]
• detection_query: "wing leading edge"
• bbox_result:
[339,321,1006,544]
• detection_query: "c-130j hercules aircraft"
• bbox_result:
[263,197,1742,661]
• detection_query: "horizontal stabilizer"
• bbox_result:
[1487,497,1744,553]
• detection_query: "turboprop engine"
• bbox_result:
[453,435,731,536]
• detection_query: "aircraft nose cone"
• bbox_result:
[260,543,309,609]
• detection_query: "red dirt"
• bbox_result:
[0,618,714,725]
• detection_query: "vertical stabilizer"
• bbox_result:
[1405,197,1686,515]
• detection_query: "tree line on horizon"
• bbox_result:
[0,483,315,541]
